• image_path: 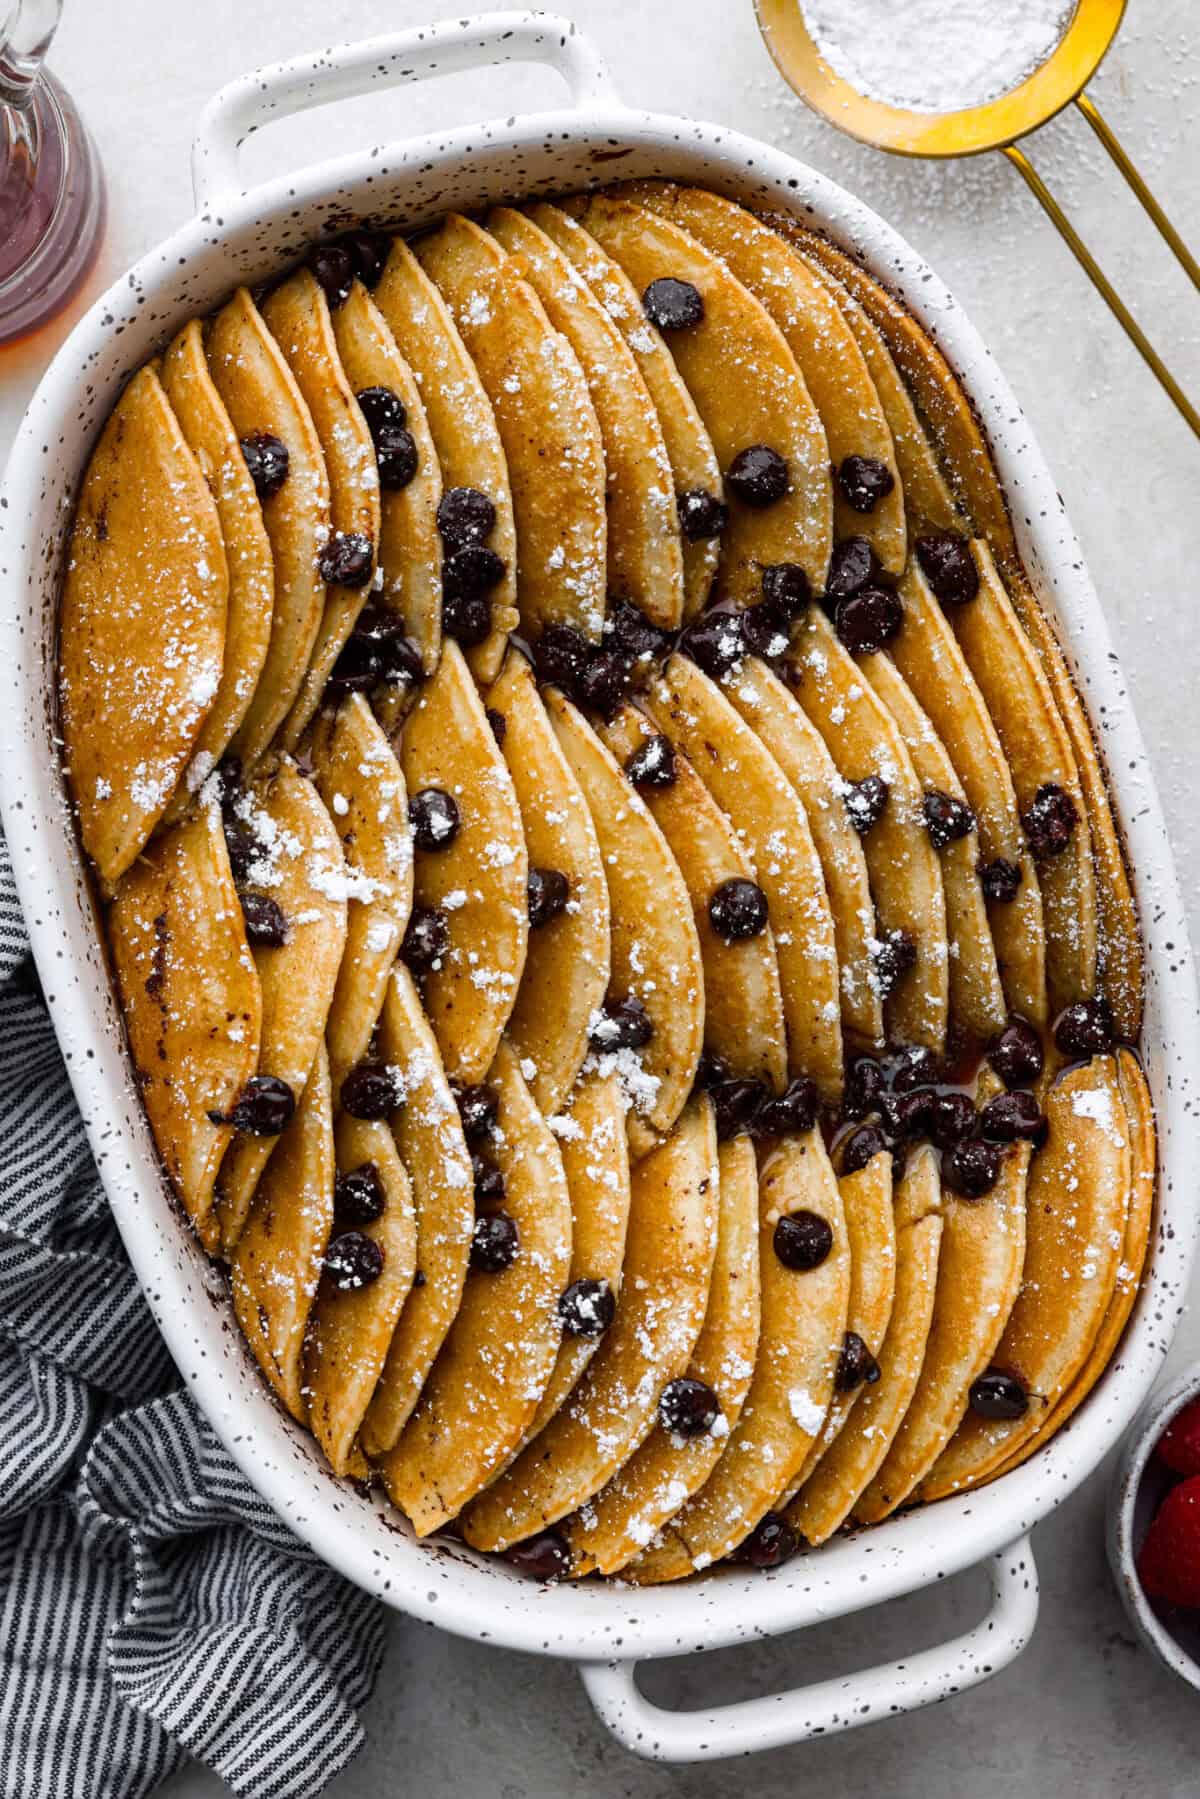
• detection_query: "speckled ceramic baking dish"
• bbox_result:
[1,11,1196,1763]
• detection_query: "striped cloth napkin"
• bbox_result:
[0,827,387,1799]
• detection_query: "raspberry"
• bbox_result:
[1157,1397,1200,1477]
[1137,1475,1200,1609]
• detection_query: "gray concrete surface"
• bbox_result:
[5,0,1199,1791]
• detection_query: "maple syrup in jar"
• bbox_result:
[0,1,104,343]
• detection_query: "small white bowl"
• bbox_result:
[1108,1360,1200,1690]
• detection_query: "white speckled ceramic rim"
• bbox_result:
[0,10,1196,1763]
[1108,1360,1200,1690]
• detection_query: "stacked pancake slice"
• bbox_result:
[58,182,1155,1582]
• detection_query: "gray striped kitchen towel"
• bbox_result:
[0,825,387,1799]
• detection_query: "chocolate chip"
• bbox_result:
[309,243,355,307]
[979,857,1023,904]
[505,1529,571,1581]
[341,1058,399,1121]
[328,607,423,695]
[536,622,595,694]
[969,1370,1028,1419]
[761,562,811,617]
[988,1016,1044,1089]
[408,787,460,851]
[577,648,632,718]
[441,588,492,648]
[923,789,976,848]
[558,1278,616,1339]
[486,706,507,746]
[334,1163,387,1227]
[625,734,677,789]
[836,455,895,514]
[890,1045,938,1092]
[679,608,746,679]
[835,1330,881,1393]
[239,890,288,948]
[826,536,879,601]
[527,867,570,929]
[319,530,375,589]
[843,1055,886,1121]
[471,1209,520,1271]
[1022,783,1078,860]
[589,995,653,1052]
[210,1074,295,1137]
[658,1377,720,1438]
[375,423,419,490]
[642,276,704,331]
[928,1090,977,1150]
[437,486,497,549]
[472,1152,506,1210]
[884,1088,937,1142]
[942,1135,1002,1199]
[222,817,258,885]
[708,877,769,942]
[916,533,979,605]
[753,1076,818,1138]
[841,1123,886,1174]
[455,1082,500,1144]
[709,1078,766,1141]
[774,1208,834,1269]
[355,385,407,435]
[979,1090,1047,1145]
[239,432,289,500]
[843,774,889,835]
[1053,997,1115,1060]
[874,927,918,998]
[677,489,728,542]
[324,1230,384,1289]
[743,1511,798,1570]
[727,445,790,508]
[342,230,389,288]
[696,1050,733,1091]
[741,595,793,660]
[605,597,672,667]
[402,906,449,973]
[835,585,902,655]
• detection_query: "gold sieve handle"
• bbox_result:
[1003,96,1200,439]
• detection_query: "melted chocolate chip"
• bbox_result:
[536,621,594,695]
[677,488,728,541]
[836,455,895,514]
[222,817,258,886]
[915,533,979,605]
[375,423,419,491]
[355,385,406,435]
[341,1058,399,1121]
[485,706,507,746]
[343,230,389,288]
[239,890,288,948]
[239,432,289,500]
[625,734,677,789]
[659,1377,720,1438]
[211,1074,295,1137]
[1053,997,1115,1060]
[841,1123,886,1174]
[754,1076,818,1138]
[743,1511,798,1570]
[437,486,496,549]
[843,1055,886,1121]
[308,243,355,307]
[928,1090,977,1150]
[331,611,423,693]
[401,906,448,973]
[455,1082,500,1145]
[874,927,918,999]
[843,774,889,835]
[408,787,460,852]
[696,1049,733,1091]
[969,1370,1028,1419]
[319,531,375,589]
[727,444,790,508]
[471,1209,520,1271]
[472,1152,506,1210]
[835,585,903,655]
[527,866,570,929]
[884,1088,937,1142]
[324,1230,385,1289]
[826,536,879,601]
[988,1015,1044,1089]
[709,1078,766,1141]
[605,598,672,667]
[923,789,976,848]
[741,594,793,660]
[642,276,704,331]
[892,1045,939,1092]
[761,562,811,617]
[444,543,506,602]
[942,1135,1002,1199]
[577,649,632,719]
[589,995,653,1052]
[979,856,1023,904]
[708,876,769,942]
[835,1330,881,1393]
[505,1529,571,1581]
[979,1090,1048,1145]
[774,1208,834,1270]
[679,608,746,679]
[1022,783,1078,859]
[441,588,492,648]
[333,1162,387,1228]
[558,1278,616,1339]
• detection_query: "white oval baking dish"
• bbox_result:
[1,11,1196,1764]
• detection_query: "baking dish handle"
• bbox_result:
[191,10,621,210]
[579,1535,1038,1763]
